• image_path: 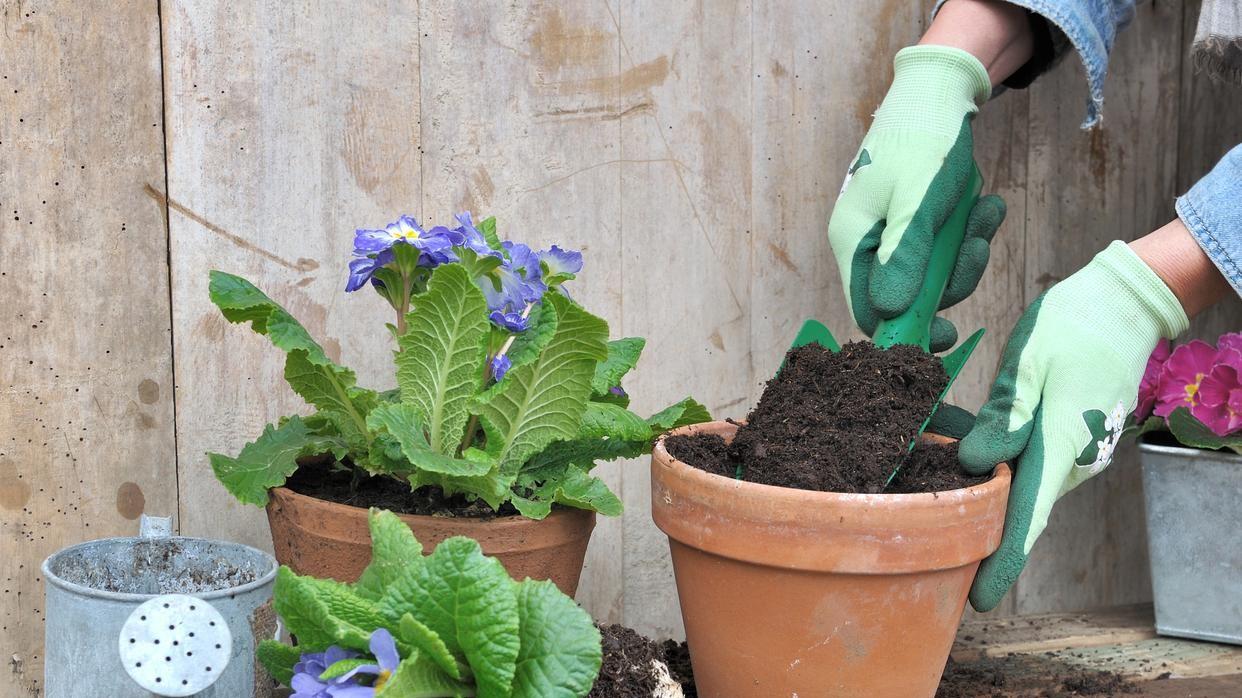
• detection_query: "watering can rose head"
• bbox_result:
[1128,332,1242,453]
[257,509,602,697]
[206,212,710,519]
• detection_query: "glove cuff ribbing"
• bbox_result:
[871,46,992,140]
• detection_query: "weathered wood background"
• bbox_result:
[2,0,1239,692]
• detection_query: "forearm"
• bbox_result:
[920,0,1035,87]
[1130,219,1231,319]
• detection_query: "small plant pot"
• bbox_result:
[1140,440,1242,644]
[266,487,595,596]
[651,421,1011,697]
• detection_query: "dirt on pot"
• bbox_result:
[936,655,1140,697]
[286,456,519,518]
[590,624,695,698]
[665,341,988,493]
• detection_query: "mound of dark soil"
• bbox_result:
[589,624,695,697]
[936,656,1140,697]
[666,341,988,494]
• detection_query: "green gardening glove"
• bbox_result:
[830,45,1007,352]
[960,242,1189,612]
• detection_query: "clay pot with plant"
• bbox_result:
[207,212,710,596]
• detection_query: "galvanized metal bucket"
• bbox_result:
[1140,441,1242,645]
[42,515,279,697]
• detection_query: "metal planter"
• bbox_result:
[1140,441,1242,645]
[41,516,279,697]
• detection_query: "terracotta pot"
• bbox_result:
[651,421,1011,698]
[266,487,596,597]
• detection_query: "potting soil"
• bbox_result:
[936,655,1140,697]
[589,624,695,698]
[286,457,519,517]
[666,341,989,493]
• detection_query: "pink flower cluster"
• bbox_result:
[1138,333,1242,436]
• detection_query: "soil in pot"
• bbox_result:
[590,624,696,698]
[665,341,988,493]
[286,456,520,518]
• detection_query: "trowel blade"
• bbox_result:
[884,328,985,488]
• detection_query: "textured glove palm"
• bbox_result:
[830,45,1006,351]
[960,242,1189,612]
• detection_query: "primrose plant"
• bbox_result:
[1127,332,1242,453]
[257,509,602,697]
[208,212,709,517]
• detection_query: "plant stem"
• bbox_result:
[395,273,412,335]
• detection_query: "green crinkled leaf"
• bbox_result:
[207,417,343,506]
[591,338,645,395]
[1168,407,1242,454]
[506,302,558,369]
[1122,414,1166,441]
[478,216,502,250]
[357,509,424,601]
[376,653,473,698]
[272,567,369,652]
[396,264,490,455]
[409,465,514,511]
[475,295,609,474]
[378,537,520,698]
[514,467,622,519]
[367,404,492,477]
[298,574,385,646]
[647,397,712,431]
[399,613,463,681]
[319,657,374,681]
[578,402,652,441]
[209,270,377,450]
[256,640,301,686]
[510,580,602,698]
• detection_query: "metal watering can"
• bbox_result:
[41,515,279,697]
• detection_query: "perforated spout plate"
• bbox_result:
[119,594,232,696]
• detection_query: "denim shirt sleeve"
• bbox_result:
[933,0,1137,127]
[1176,145,1242,298]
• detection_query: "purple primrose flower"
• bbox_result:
[491,354,512,381]
[345,216,462,292]
[336,628,402,694]
[1154,339,1218,418]
[290,646,370,698]
[539,245,583,277]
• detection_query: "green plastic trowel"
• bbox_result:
[789,166,986,488]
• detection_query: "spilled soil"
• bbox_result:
[665,341,988,494]
[286,456,518,518]
[590,624,695,697]
[936,656,1141,697]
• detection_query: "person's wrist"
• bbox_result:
[1129,219,1231,319]
[921,0,1036,87]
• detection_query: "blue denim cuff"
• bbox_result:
[1176,144,1242,297]
[932,0,1136,128]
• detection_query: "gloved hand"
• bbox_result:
[960,241,1189,612]
[830,45,1006,352]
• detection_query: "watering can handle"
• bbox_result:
[872,165,983,350]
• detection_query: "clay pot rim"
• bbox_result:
[267,486,596,552]
[653,420,1011,507]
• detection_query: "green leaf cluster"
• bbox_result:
[258,509,602,697]
[207,254,711,516]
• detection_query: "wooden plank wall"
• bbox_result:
[2,1,1239,692]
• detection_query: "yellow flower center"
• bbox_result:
[391,228,420,241]
[374,669,392,690]
[1185,372,1205,405]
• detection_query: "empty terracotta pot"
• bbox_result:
[266,487,595,597]
[651,421,1010,698]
